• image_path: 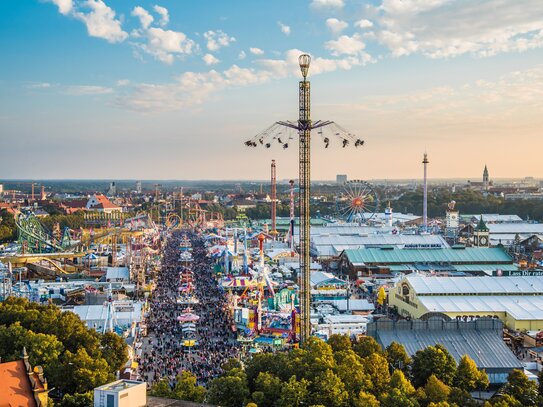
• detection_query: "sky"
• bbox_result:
[1,0,543,181]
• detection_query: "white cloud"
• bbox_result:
[203,30,236,51]
[326,18,348,34]
[153,5,169,26]
[132,6,153,29]
[203,53,220,65]
[27,82,54,89]
[310,0,344,9]
[50,0,73,15]
[116,79,130,86]
[74,0,128,43]
[63,85,113,95]
[250,47,264,55]
[116,49,375,112]
[278,21,291,36]
[325,34,366,56]
[355,19,373,29]
[238,50,247,59]
[138,27,196,64]
[372,0,543,58]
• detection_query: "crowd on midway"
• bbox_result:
[138,230,241,387]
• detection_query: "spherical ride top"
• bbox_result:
[299,54,311,79]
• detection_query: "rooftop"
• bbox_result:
[405,275,543,295]
[344,247,513,265]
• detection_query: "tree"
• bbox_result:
[377,286,387,306]
[100,332,128,373]
[380,388,419,407]
[327,334,352,353]
[363,353,391,396]
[173,371,206,402]
[149,378,173,398]
[390,369,415,395]
[353,391,380,407]
[54,348,112,395]
[300,337,335,380]
[252,372,283,407]
[311,369,349,407]
[424,375,451,404]
[277,376,309,407]
[222,358,243,373]
[502,369,538,406]
[453,355,488,391]
[207,372,250,407]
[386,342,411,372]
[447,387,475,407]
[354,336,382,358]
[411,344,456,387]
[334,350,372,396]
[490,394,523,407]
[57,392,94,407]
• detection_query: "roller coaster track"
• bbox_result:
[16,213,151,254]
[16,213,71,253]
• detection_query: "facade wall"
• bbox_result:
[389,279,543,331]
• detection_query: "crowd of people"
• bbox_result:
[138,230,241,387]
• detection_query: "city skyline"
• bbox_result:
[1,0,543,180]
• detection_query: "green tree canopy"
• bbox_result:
[411,344,457,387]
[424,375,451,405]
[453,355,489,391]
[502,369,538,406]
[386,342,411,372]
[354,336,383,359]
[173,371,206,402]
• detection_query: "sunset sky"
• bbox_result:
[1,0,542,181]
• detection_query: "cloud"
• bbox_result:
[372,0,543,58]
[116,49,375,112]
[250,47,264,55]
[73,0,128,43]
[27,82,54,89]
[132,6,153,29]
[325,34,366,56]
[50,0,73,15]
[326,18,348,34]
[63,85,113,95]
[238,50,247,59]
[203,30,236,51]
[310,0,344,9]
[130,5,196,64]
[203,53,220,65]
[116,79,130,86]
[153,5,169,26]
[278,21,291,36]
[355,19,373,29]
[137,27,196,64]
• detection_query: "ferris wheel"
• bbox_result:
[336,180,379,223]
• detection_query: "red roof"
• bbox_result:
[91,195,120,210]
[0,360,41,407]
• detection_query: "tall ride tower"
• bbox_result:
[422,153,429,232]
[245,54,364,344]
[271,160,277,238]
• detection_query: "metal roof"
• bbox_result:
[344,247,513,265]
[372,323,522,372]
[418,295,543,320]
[488,223,543,234]
[406,275,543,295]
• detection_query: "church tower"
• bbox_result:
[483,165,489,191]
[473,216,490,247]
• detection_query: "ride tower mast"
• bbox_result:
[245,54,364,344]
